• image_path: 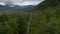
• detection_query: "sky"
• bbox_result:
[0,0,44,6]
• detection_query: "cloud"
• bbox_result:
[20,0,44,5]
[15,0,44,5]
[0,0,44,2]
[0,2,6,5]
[0,0,44,5]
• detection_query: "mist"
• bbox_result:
[0,0,44,5]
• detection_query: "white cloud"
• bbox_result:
[20,1,40,5]
[0,2,6,5]
[0,0,44,5]
[14,0,44,5]
[14,1,40,5]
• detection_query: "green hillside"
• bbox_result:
[37,0,60,9]
[29,0,60,34]
[0,0,60,34]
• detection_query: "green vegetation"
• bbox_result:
[0,6,60,34]
[0,0,60,34]
[0,12,29,34]
[30,6,60,34]
[37,0,60,9]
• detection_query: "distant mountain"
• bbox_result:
[0,4,35,11]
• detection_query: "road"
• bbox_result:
[26,13,32,34]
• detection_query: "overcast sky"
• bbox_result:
[0,0,44,5]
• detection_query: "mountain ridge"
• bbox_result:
[0,4,35,11]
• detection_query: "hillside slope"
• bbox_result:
[37,0,60,9]
[29,0,60,34]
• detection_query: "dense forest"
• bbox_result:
[0,0,60,34]
[37,0,60,9]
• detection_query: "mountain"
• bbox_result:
[37,0,60,10]
[0,4,35,11]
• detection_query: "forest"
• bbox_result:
[0,0,60,34]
